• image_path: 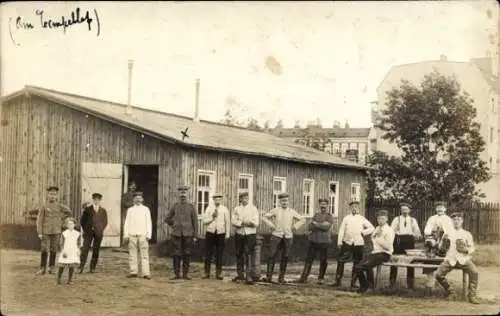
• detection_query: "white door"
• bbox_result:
[81,162,123,247]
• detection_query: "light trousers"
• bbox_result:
[128,235,150,276]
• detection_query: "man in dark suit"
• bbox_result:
[79,193,108,273]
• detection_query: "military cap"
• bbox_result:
[47,186,59,192]
[434,201,447,208]
[349,200,360,206]
[318,198,329,203]
[177,185,189,191]
[376,209,389,217]
[451,212,464,219]
[133,191,143,197]
[212,193,223,198]
[239,192,249,198]
[278,192,289,199]
[92,193,103,199]
[400,202,412,208]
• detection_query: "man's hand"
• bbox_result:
[38,234,42,239]
[193,237,197,243]
[225,235,230,240]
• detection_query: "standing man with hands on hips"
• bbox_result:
[123,191,152,279]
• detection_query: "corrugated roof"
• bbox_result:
[269,127,371,138]
[3,85,367,170]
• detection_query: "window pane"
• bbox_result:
[304,182,310,192]
[197,191,202,203]
[274,180,282,191]
[239,178,249,189]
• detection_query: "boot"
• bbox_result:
[216,266,223,280]
[37,252,48,275]
[67,267,74,284]
[389,266,397,287]
[182,256,191,280]
[48,251,57,274]
[437,277,454,298]
[278,257,288,283]
[350,268,359,289]
[468,275,480,304]
[171,256,181,280]
[245,254,255,284]
[265,259,275,283]
[332,262,344,287]
[233,259,244,282]
[78,264,85,274]
[317,262,327,285]
[57,267,64,284]
[203,259,211,279]
[298,261,313,283]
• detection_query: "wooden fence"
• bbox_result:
[366,200,500,244]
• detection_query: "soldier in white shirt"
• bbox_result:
[262,193,305,283]
[202,193,231,280]
[333,200,374,288]
[435,212,479,304]
[354,209,395,293]
[123,192,152,279]
[389,202,422,289]
[232,192,260,284]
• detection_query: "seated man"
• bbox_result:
[435,212,479,304]
[354,209,395,293]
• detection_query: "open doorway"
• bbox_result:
[125,165,159,244]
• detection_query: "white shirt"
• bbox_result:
[424,214,453,236]
[123,204,152,239]
[232,204,259,235]
[337,213,375,246]
[262,207,304,239]
[444,227,475,266]
[391,215,421,237]
[371,224,395,255]
[202,204,231,238]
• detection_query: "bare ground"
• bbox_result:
[1,248,499,316]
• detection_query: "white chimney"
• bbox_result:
[194,78,200,122]
[126,60,133,115]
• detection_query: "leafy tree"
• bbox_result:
[368,71,490,204]
[247,117,262,130]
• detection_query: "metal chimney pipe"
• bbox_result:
[126,60,133,115]
[194,78,200,122]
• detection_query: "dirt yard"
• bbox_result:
[1,248,499,316]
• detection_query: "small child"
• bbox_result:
[57,218,82,284]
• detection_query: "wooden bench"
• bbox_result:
[375,261,469,299]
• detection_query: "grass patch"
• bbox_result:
[473,244,500,267]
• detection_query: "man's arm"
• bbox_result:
[292,210,306,231]
[202,206,215,225]
[80,208,89,230]
[224,207,231,238]
[361,217,375,236]
[231,207,243,228]
[165,205,175,226]
[412,218,422,239]
[423,217,435,236]
[467,232,475,255]
[145,207,152,240]
[376,227,395,251]
[102,209,108,231]
[123,208,130,238]
[337,217,346,245]
[243,206,260,228]
[390,217,399,233]
[36,207,44,236]
[261,209,276,229]
[191,205,199,237]
[315,214,334,231]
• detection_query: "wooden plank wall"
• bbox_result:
[161,148,367,239]
[0,96,183,243]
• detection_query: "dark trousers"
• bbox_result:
[390,235,415,287]
[234,234,257,280]
[40,234,60,269]
[80,232,103,271]
[355,252,390,291]
[302,242,328,280]
[335,242,364,282]
[204,232,226,276]
[172,235,194,276]
[267,236,293,281]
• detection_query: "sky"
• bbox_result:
[1,1,497,128]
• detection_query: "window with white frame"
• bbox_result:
[349,143,358,150]
[302,179,314,216]
[358,143,366,164]
[273,177,287,208]
[350,183,361,202]
[329,181,340,216]
[196,170,216,216]
[341,143,348,157]
[238,173,254,205]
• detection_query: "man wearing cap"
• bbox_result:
[35,186,73,275]
[123,191,152,279]
[165,185,198,280]
[262,192,305,283]
[202,193,231,280]
[121,181,137,243]
[297,198,334,284]
[354,209,395,293]
[435,212,479,304]
[79,193,108,273]
[232,192,260,284]
[389,201,422,289]
[333,200,374,288]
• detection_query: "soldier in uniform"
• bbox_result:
[36,186,73,275]
[232,192,260,284]
[297,198,334,284]
[333,200,374,288]
[389,201,422,289]
[79,192,108,273]
[165,185,198,280]
[262,193,305,283]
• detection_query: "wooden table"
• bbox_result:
[375,260,469,299]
